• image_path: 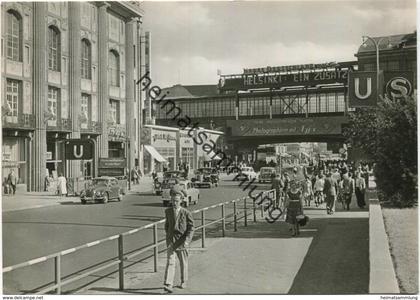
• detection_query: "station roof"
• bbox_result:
[162,84,219,99]
[356,32,416,56]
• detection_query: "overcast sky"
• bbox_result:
[141,0,416,88]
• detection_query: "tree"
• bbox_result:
[344,95,417,207]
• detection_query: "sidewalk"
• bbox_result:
[1,176,154,213]
[77,199,370,295]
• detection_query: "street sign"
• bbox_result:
[98,158,126,169]
[65,139,94,160]
[384,71,414,100]
[348,71,383,107]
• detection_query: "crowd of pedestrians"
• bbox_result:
[270,160,371,236]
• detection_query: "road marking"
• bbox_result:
[86,241,100,247]
[3,267,12,272]
[61,248,76,255]
[108,235,119,240]
[28,257,47,265]
[143,224,154,229]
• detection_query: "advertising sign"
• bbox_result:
[227,116,347,137]
[219,70,348,91]
[348,71,383,107]
[98,158,126,169]
[65,139,94,160]
[384,71,414,100]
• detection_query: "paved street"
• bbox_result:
[2,176,262,293]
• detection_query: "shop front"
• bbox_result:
[142,125,177,174]
[179,130,194,171]
[2,136,28,193]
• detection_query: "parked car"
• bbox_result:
[258,167,276,183]
[162,180,200,207]
[234,167,257,181]
[80,177,124,204]
[192,168,219,188]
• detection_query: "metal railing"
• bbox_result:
[3,190,276,295]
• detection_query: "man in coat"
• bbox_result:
[323,171,338,214]
[7,169,18,195]
[163,192,194,293]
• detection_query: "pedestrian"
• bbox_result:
[163,193,194,293]
[302,176,313,206]
[313,172,325,207]
[342,172,355,210]
[271,173,284,208]
[57,174,67,197]
[7,169,18,195]
[323,171,338,214]
[285,180,304,237]
[355,172,366,208]
[283,173,290,194]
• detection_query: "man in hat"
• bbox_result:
[163,193,194,292]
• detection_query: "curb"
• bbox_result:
[369,189,400,294]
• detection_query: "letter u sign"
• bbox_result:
[73,145,84,158]
[354,77,372,100]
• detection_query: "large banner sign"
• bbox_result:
[227,116,347,137]
[219,70,348,91]
[384,71,414,100]
[348,71,383,107]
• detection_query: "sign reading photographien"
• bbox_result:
[219,63,351,91]
[227,116,347,137]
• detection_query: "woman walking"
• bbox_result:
[285,180,304,237]
[355,172,366,208]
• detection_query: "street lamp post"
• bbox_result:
[362,35,392,100]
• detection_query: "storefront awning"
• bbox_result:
[203,151,222,161]
[144,145,167,163]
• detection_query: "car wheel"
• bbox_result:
[103,193,109,204]
[118,190,123,201]
[81,199,86,205]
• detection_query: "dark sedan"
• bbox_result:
[80,177,124,204]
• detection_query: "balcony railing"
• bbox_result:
[46,118,72,132]
[80,121,103,134]
[2,114,35,130]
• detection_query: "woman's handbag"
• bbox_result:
[296,215,309,226]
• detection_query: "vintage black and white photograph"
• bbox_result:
[0,0,418,297]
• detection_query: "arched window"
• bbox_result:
[109,50,120,86]
[81,39,91,79]
[6,10,22,61]
[48,26,61,71]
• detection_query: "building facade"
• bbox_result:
[2,2,144,192]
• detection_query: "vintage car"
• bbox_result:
[153,171,185,195]
[258,167,276,183]
[162,180,200,207]
[80,177,124,204]
[192,168,219,188]
[234,167,258,181]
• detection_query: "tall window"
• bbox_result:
[109,50,120,86]
[47,87,59,125]
[109,99,120,124]
[81,94,90,127]
[81,39,91,79]
[7,10,22,61]
[6,79,20,117]
[48,26,61,71]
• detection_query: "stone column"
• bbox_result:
[125,19,136,173]
[97,3,110,158]
[31,2,47,192]
[68,2,82,178]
